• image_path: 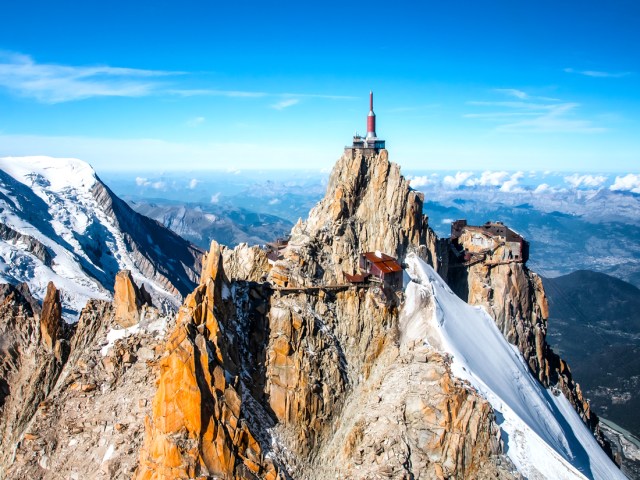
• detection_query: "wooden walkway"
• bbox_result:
[271,283,370,293]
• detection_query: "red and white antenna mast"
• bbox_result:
[366,90,376,138]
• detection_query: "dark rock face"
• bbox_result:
[91,179,204,300]
[0,222,53,267]
[0,283,68,470]
[40,282,62,352]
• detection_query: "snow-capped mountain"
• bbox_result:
[402,253,625,480]
[0,156,203,318]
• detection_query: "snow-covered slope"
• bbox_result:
[0,156,203,319]
[402,253,626,480]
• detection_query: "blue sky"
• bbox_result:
[0,0,638,172]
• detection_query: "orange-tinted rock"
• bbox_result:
[113,270,151,327]
[136,241,276,479]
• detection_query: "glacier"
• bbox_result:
[0,156,201,320]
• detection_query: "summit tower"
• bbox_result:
[346,91,386,155]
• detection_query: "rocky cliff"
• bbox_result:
[0,273,171,479]
[0,148,621,479]
[132,149,514,479]
[443,233,611,454]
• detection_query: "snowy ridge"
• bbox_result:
[0,156,199,319]
[402,253,626,480]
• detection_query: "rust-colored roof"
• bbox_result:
[362,252,403,274]
[344,272,370,283]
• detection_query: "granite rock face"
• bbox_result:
[134,150,514,479]
[135,241,280,479]
[0,149,617,478]
[113,270,153,328]
[443,227,612,456]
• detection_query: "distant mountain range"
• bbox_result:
[128,199,292,250]
[544,269,640,473]
[0,157,202,318]
[104,170,640,289]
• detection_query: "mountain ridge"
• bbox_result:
[0,150,626,479]
[0,156,203,318]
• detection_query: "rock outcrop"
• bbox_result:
[40,282,62,352]
[113,270,153,328]
[1,279,172,479]
[136,241,280,479]
[444,228,612,455]
[301,149,439,282]
[0,283,68,472]
[135,150,514,479]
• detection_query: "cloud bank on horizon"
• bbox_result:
[409,170,640,195]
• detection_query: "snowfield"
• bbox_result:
[402,253,626,480]
[0,156,187,320]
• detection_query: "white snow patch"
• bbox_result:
[102,444,115,463]
[402,253,626,480]
[100,313,168,356]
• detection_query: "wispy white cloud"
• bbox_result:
[493,88,529,99]
[467,89,604,133]
[564,173,607,188]
[187,116,206,127]
[564,67,632,78]
[135,176,150,186]
[0,51,355,105]
[467,100,555,110]
[210,192,221,203]
[610,174,640,194]
[188,178,200,189]
[442,171,474,188]
[387,104,440,113]
[271,98,299,110]
[169,89,267,98]
[0,51,180,103]
[169,89,355,101]
[497,103,606,133]
[464,111,539,119]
